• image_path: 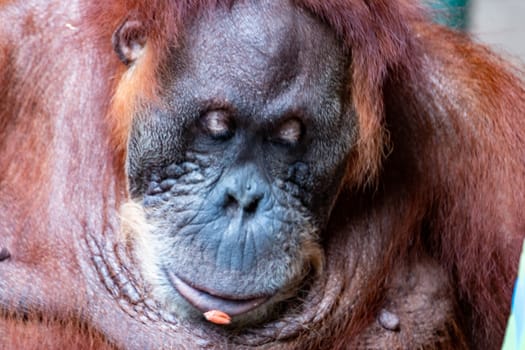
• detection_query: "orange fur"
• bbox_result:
[0,315,115,350]
[109,43,160,157]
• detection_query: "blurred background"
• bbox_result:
[431,0,525,63]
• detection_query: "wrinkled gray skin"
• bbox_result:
[124,1,356,326]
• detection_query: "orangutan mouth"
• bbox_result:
[168,272,270,317]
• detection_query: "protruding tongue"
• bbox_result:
[169,273,269,317]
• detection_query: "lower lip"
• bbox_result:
[168,272,270,317]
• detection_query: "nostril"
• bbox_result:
[244,195,261,214]
[222,175,265,216]
[223,190,262,216]
[225,194,239,215]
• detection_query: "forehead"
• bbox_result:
[188,1,303,71]
[171,0,346,104]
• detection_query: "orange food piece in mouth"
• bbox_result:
[203,310,232,325]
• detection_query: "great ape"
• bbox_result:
[0,0,524,349]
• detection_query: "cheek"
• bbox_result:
[312,158,349,215]
[277,160,345,225]
[140,153,218,207]
[126,109,196,198]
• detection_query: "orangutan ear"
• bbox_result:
[112,19,147,65]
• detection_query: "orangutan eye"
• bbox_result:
[272,118,303,146]
[200,110,235,139]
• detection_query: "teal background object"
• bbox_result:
[502,240,525,350]
[430,0,470,30]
